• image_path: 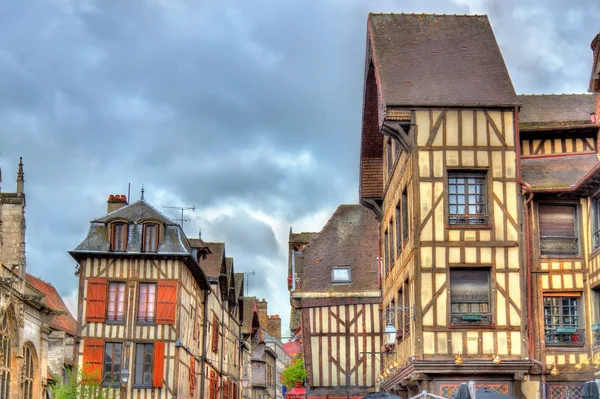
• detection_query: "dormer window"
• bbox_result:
[111,223,128,252]
[143,223,159,253]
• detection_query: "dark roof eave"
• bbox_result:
[385,102,521,108]
[520,124,598,132]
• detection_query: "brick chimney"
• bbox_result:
[267,315,282,339]
[107,194,128,213]
[257,298,268,330]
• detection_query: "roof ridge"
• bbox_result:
[519,93,592,96]
[369,12,487,17]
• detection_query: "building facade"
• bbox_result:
[289,205,381,399]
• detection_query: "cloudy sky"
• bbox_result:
[0,0,597,335]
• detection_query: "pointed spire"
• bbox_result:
[141,185,145,201]
[16,157,24,195]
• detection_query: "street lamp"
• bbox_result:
[241,374,249,399]
[384,323,397,345]
[120,368,130,397]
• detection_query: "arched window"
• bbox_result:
[21,346,33,399]
[0,316,10,399]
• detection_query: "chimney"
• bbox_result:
[267,315,282,339]
[107,194,128,213]
[257,298,268,330]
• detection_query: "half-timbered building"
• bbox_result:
[360,13,530,398]
[289,204,381,399]
[70,195,212,398]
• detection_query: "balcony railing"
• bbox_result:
[448,214,489,226]
[545,328,585,346]
[540,236,579,255]
[451,313,492,325]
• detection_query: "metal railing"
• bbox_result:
[545,328,585,345]
[540,236,579,255]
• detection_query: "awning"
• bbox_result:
[287,387,306,396]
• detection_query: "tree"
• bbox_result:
[50,367,110,399]
[281,356,308,389]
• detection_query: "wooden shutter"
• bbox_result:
[86,278,107,322]
[539,205,576,237]
[209,370,216,399]
[153,342,165,387]
[190,356,196,395]
[156,281,177,325]
[82,339,103,384]
[211,314,219,353]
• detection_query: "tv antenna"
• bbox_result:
[244,270,256,296]
[163,205,195,229]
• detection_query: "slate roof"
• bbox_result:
[521,154,600,191]
[93,200,175,225]
[201,242,225,278]
[519,94,596,127]
[234,273,244,301]
[26,275,77,336]
[368,13,519,107]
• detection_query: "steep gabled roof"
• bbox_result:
[242,297,260,335]
[201,242,225,278]
[289,232,319,244]
[519,94,596,128]
[368,13,518,108]
[25,275,77,336]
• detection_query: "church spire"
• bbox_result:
[16,157,24,195]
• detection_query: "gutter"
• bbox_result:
[291,291,381,298]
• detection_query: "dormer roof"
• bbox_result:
[93,199,175,225]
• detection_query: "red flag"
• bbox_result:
[282,340,302,357]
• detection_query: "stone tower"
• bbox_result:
[0,157,26,279]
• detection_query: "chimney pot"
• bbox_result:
[107,194,128,213]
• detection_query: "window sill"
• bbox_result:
[105,320,125,325]
[446,223,493,230]
[136,321,156,326]
[133,384,153,389]
[102,382,122,388]
[539,254,583,260]
[545,343,586,348]
[448,322,495,329]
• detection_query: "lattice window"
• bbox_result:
[549,384,584,399]
[440,384,460,398]
[440,383,509,398]
[479,384,509,395]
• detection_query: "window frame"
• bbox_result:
[102,342,123,388]
[384,229,389,276]
[111,222,128,252]
[331,267,351,284]
[137,282,157,325]
[133,343,154,388]
[142,223,159,253]
[402,189,409,244]
[543,294,583,346]
[449,268,492,326]
[593,197,600,250]
[395,204,402,253]
[538,203,580,257]
[106,281,126,324]
[447,171,490,227]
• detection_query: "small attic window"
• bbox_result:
[111,223,128,252]
[332,267,351,283]
[142,223,159,253]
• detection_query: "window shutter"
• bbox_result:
[189,356,196,395]
[209,370,216,399]
[82,339,103,384]
[156,281,177,325]
[539,205,576,237]
[153,342,165,387]
[86,278,107,322]
[211,314,219,353]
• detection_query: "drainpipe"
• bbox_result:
[200,289,211,399]
[515,107,542,398]
[221,294,226,399]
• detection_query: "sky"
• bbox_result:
[0,0,597,336]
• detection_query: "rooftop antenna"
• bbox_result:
[127,183,131,204]
[163,205,195,230]
[244,270,256,296]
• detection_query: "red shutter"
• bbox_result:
[82,339,103,384]
[153,342,165,387]
[209,370,216,399]
[156,281,177,325]
[190,356,196,395]
[211,314,219,353]
[86,278,107,322]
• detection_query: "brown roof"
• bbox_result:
[289,232,318,244]
[242,297,259,335]
[519,94,595,127]
[201,242,225,278]
[521,154,600,191]
[368,13,518,107]
[25,275,77,336]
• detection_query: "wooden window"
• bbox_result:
[544,296,582,345]
[384,229,389,276]
[189,356,195,395]
[152,342,164,388]
[539,205,579,255]
[403,278,410,335]
[82,339,104,385]
[331,267,351,283]
[111,223,128,252]
[134,343,153,387]
[102,342,123,386]
[0,316,10,399]
[106,282,126,323]
[86,278,107,323]
[388,220,394,268]
[593,198,600,249]
[450,269,491,325]
[211,314,219,353]
[448,172,488,225]
[21,346,34,399]
[395,204,402,252]
[156,281,177,325]
[402,189,409,242]
[137,283,157,323]
[143,223,159,253]
[387,138,393,175]
[209,370,219,399]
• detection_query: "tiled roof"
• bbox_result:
[519,94,595,127]
[521,154,600,191]
[368,13,518,107]
[25,275,77,336]
[201,242,225,278]
[289,232,318,244]
[234,273,244,300]
[360,158,383,199]
[242,297,259,335]
[93,200,175,225]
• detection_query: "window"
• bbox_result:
[332,267,351,283]
[544,296,582,345]
[388,220,394,267]
[103,342,122,386]
[450,269,491,324]
[137,283,156,323]
[403,278,410,335]
[395,204,401,252]
[593,198,600,249]
[448,172,488,225]
[0,316,10,399]
[111,223,128,252]
[143,223,159,253]
[211,314,219,353]
[134,343,153,387]
[402,189,409,242]
[387,138,393,175]
[539,205,579,256]
[107,282,126,323]
[22,346,34,399]
[384,229,389,276]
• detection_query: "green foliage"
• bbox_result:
[50,367,111,399]
[281,356,308,389]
